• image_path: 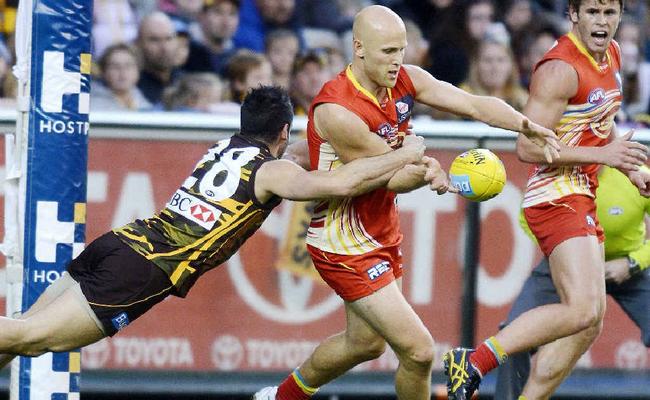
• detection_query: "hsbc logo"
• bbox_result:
[41,51,91,114]
[167,189,221,230]
[190,204,216,223]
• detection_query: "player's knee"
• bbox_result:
[567,297,604,331]
[348,335,386,361]
[15,321,67,356]
[399,333,435,370]
[573,304,604,331]
[582,321,603,343]
[363,338,387,360]
[15,332,50,357]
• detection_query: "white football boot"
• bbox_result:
[252,386,278,400]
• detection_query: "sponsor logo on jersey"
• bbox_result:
[396,101,409,114]
[588,88,605,105]
[167,189,221,230]
[395,96,414,123]
[367,261,390,280]
[586,215,595,227]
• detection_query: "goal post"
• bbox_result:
[6,0,93,398]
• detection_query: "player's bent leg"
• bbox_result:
[348,281,434,400]
[0,284,104,356]
[298,301,387,387]
[0,272,82,369]
[494,236,606,355]
[522,321,602,400]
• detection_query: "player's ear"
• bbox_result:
[354,38,365,59]
[280,123,290,141]
[568,6,579,23]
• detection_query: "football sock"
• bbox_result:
[276,369,318,400]
[469,336,508,377]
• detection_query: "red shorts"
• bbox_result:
[307,244,403,302]
[523,194,604,257]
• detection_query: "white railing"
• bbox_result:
[0,108,647,144]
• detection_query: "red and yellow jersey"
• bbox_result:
[523,32,622,207]
[305,65,416,255]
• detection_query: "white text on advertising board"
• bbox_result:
[39,50,90,135]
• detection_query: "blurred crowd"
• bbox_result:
[0,0,647,125]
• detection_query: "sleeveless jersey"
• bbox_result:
[114,135,281,297]
[522,32,622,207]
[305,65,416,254]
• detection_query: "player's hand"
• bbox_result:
[626,169,650,197]
[520,117,560,163]
[401,135,426,163]
[605,258,631,284]
[602,129,648,172]
[422,156,459,195]
[282,139,311,170]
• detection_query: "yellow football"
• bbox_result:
[449,148,506,202]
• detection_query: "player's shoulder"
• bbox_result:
[535,59,576,79]
[531,59,578,98]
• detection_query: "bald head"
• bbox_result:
[138,11,175,39]
[353,5,405,42]
[350,5,407,90]
[137,11,178,73]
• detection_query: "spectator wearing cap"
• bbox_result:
[290,52,327,115]
[135,11,183,105]
[91,43,152,111]
[183,0,240,76]
[265,29,300,88]
[232,0,304,53]
[225,49,272,103]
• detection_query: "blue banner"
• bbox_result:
[21,0,92,398]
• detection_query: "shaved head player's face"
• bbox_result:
[353,6,407,89]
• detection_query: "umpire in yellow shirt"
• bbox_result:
[495,165,650,399]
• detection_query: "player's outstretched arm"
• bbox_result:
[314,103,442,193]
[517,61,647,168]
[403,64,560,162]
[254,136,426,202]
[385,156,456,194]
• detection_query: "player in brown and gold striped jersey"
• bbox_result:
[0,85,452,365]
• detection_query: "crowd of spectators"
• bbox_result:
[0,0,648,124]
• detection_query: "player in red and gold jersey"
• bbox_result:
[256,5,561,400]
[444,1,650,399]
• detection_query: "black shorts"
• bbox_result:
[67,232,173,336]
